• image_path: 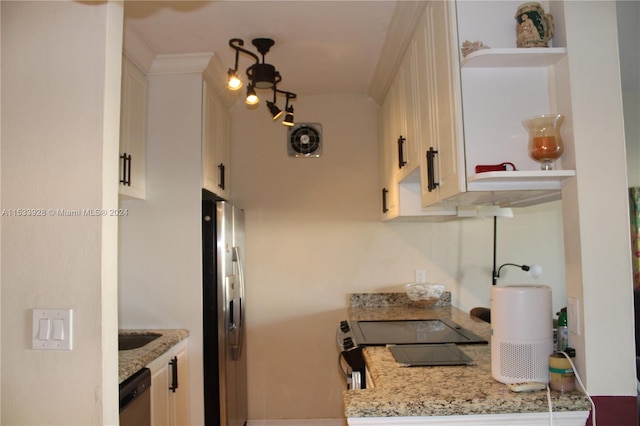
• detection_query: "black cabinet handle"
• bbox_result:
[397,136,407,169]
[169,356,178,393]
[382,188,389,213]
[426,147,439,192]
[218,163,225,190]
[119,153,131,186]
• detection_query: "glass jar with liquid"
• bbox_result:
[522,114,565,170]
[549,348,576,392]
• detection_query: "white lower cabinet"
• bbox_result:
[147,338,190,426]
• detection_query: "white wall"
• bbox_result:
[1,2,122,424]
[230,94,567,421]
[558,1,635,395]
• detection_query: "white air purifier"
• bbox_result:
[490,285,553,384]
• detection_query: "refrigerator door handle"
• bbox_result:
[230,246,245,361]
[229,298,242,360]
[228,298,237,333]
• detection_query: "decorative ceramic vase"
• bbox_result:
[522,114,564,170]
[515,2,554,48]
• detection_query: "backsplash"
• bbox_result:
[349,291,451,308]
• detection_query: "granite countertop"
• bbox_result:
[118,329,189,383]
[343,293,591,418]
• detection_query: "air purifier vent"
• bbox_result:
[497,341,552,381]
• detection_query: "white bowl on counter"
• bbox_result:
[405,283,445,308]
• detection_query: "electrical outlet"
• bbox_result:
[567,297,580,335]
[415,269,426,283]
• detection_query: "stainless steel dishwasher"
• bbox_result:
[119,368,151,426]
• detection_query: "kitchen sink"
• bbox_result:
[118,333,162,351]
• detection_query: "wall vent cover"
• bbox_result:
[287,123,322,158]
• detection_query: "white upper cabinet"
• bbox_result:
[416,1,465,208]
[378,1,459,221]
[379,86,399,220]
[119,56,147,199]
[395,45,421,182]
[379,0,577,217]
[202,78,231,200]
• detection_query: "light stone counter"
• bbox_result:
[343,294,591,419]
[118,329,189,383]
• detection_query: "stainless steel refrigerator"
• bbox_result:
[202,191,248,426]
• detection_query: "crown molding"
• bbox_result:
[148,52,214,75]
[123,23,155,73]
[368,1,427,104]
[123,22,213,76]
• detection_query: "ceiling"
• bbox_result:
[123,1,402,98]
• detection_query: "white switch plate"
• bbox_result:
[415,269,427,283]
[567,297,580,335]
[32,309,73,350]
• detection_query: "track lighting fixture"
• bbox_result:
[227,37,298,126]
[245,84,258,105]
[266,101,282,120]
[282,92,296,127]
[227,69,242,90]
[282,105,295,127]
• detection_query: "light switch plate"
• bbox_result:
[415,269,427,283]
[567,297,580,335]
[32,309,73,350]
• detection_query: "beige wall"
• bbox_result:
[230,94,567,421]
[1,2,122,424]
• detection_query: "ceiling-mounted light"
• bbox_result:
[228,37,297,123]
[267,100,283,120]
[282,105,295,127]
[245,84,259,105]
[281,92,296,127]
[227,69,242,90]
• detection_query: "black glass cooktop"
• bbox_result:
[349,319,487,346]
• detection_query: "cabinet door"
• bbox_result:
[147,339,189,426]
[417,1,464,207]
[379,90,398,220]
[430,0,463,201]
[397,40,421,182]
[171,343,190,426]
[150,360,171,425]
[119,56,147,199]
[202,80,231,199]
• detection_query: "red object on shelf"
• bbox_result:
[475,162,517,173]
